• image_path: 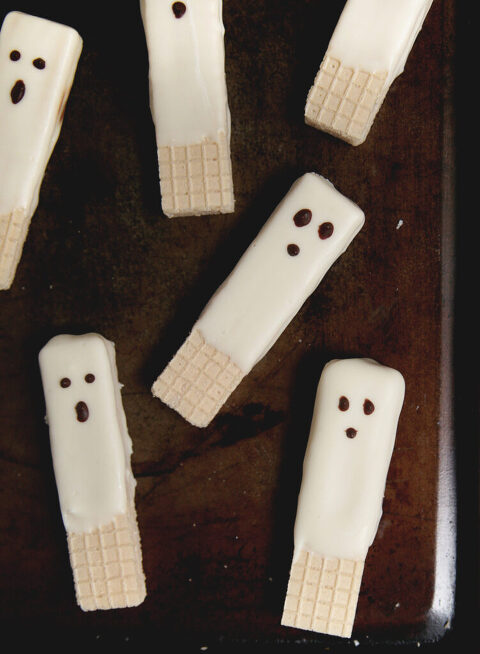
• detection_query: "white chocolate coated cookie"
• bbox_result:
[39,333,135,534]
[282,358,405,637]
[153,173,364,427]
[294,358,405,562]
[140,0,234,216]
[39,334,146,611]
[0,12,82,288]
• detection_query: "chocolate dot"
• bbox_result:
[363,399,375,415]
[10,50,21,61]
[10,80,25,104]
[287,243,300,256]
[60,377,71,388]
[293,209,312,227]
[75,401,89,423]
[346,428,357,439]
[33,58,46,70]
[172,2,187,18]
[85,373,95,384]
[338,396,349,411]
[319,222,334,240]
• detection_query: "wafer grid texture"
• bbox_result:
[0,209,30,290]
[281,550,364,638]
[152,328,244,428]
[67,507,146,611]
[305,55,389,146]
[158,134,234,217]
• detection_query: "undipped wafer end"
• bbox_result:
[68,508,146,611]
[152,328,244,428]
[158,134,234,217]
[281,550,364,638]
[0,208,30,290]
[305,55,388,146]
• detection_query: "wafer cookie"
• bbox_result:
[0,209,28,290]
[39,333,146,611]
[282,359,405,637]
[304,0,434,145]
[68,505,145,611]
[152,173,364,426]
[0,11,82,289]
[158,134,234,218]
[282,551,364,637]
[305,57,388,146]
[141,0,234,217]
[152,328,244,428]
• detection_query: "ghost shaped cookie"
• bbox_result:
[39,333,146,611]
[282,358,405,637]
[140,0,234,217]
[0,11,82,290]
[152,173,365,427]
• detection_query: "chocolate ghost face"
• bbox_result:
[287,207,336,257]
[338,393,375,438]
[270,176,363,278]
[39,334,133,532]
[58,372,95,422]
[40,334,118,437]
[315,358,402,455]
[8,46,47,104]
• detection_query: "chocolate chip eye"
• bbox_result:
[338,396,349,411]
[172,2,187,18]
[33,58,46,70]
[10,50,21,61]
[293,209,312,227]
[85,374,95,384]
[60,377,71,388]
[363,399,375,415]
[319,222,334,239]
[287,243,300,256]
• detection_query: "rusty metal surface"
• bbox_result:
[0,0,457,648]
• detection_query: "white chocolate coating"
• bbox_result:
[327,0,434,83]
[293,359,405,562]
[195,173,364,373]
[39,334,136,534]
[140,0,231,146]
[0,11,82,216]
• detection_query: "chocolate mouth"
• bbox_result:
[11,80,25,104]
[75,401,89,423]
[345,427,357,439]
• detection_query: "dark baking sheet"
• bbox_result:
[0,0,461,649]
